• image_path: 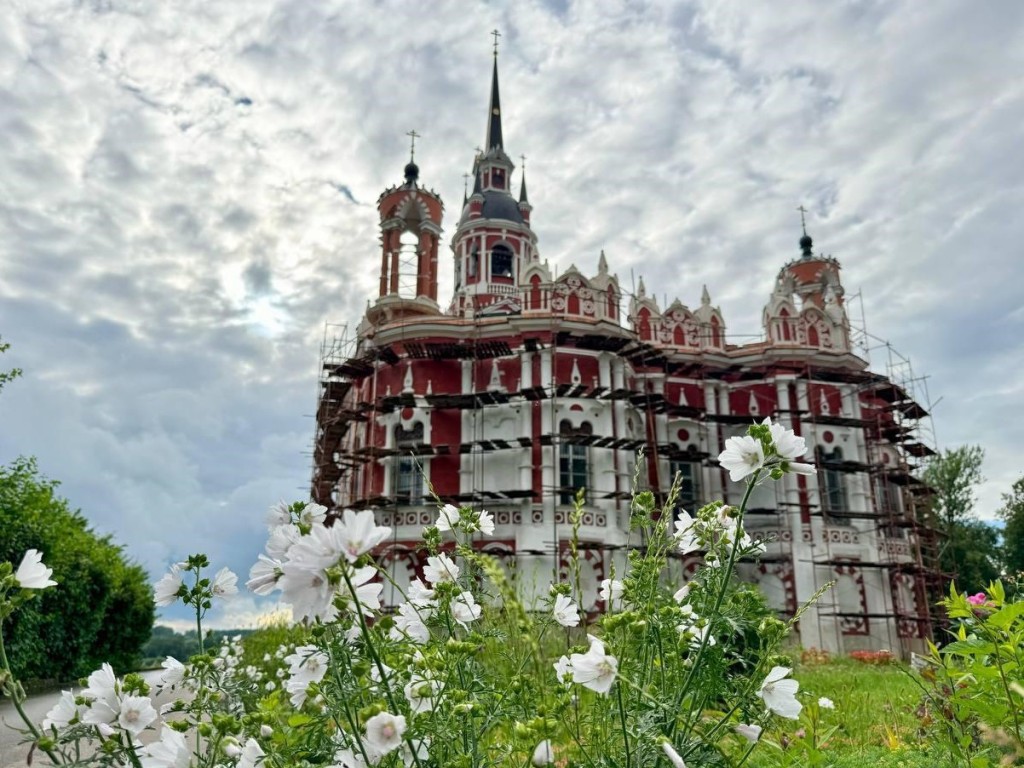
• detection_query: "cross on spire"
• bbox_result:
[520,153,526,169]
[491,29,501,56]
[797,204,809,236]
[462,172,471,194]
[406,129,420,162]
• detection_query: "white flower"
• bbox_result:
[674,512,700,554]
[757,666,802,720]
[553,594,580,627]
[238,738,265,768]
[599,579,624,610]
[298,502,328,527]
[450,591,481,626]
[14,549,57,589]
[407,578,435,607]
[673,584,691,604]
[265,501,292,530]
[818,696,835,709]
[265,524,302,560]
[718,435,765,482]
[81,663,120,725]
[474,509,495,536]
[435,504,461,531]
[211,567,238,599]
[158,657,186,689]
[661,741,687,768]
[260,725,274,737]
[42,690,79,731]
[285,645,329,707]
[423,553,459,585]
[765,418,807,460]
[553,655,572,686]
[391,602,430,644]
[140,727,190,768]
[735,723,762,743]
[224,742,242,758]
[278,562,337,622]
[400,736,430,768]
[118,695,158,736]
[788,462,815,475]
[336,566,383,616]
[532,739,554,766]
[246,554,282,596]
[335,509,391,562]
[364,711,407,757]
[153,564,185,607]
[570,636,618,695]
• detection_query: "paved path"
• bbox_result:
[0,670,167,768]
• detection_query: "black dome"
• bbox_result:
[404,162,419,184]
[461,190,523,224]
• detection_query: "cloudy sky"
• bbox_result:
[1,0,1021,628]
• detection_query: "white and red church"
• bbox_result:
[312,53,939,656]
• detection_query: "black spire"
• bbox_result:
[518,155,529,203]
[485,50,503,151]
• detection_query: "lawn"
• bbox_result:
[763,656,942,768]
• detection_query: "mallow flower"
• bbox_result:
[210,567,238,599]
[757,666,802,719]
[140,727,191,768]
[570,635,618,695]
[364,711,407,757]
[553,594,580,627]
[153,564,185,607]
[14,549,57,589]
[335,508,391,562]
[718,435,765,482]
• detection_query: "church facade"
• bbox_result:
[312,54,939,657]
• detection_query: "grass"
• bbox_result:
[754,656,944,767]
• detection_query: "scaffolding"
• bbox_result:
[309,280,942,653]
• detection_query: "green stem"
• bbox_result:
[342,567,425,768]
[0,618,63,765]
[669,470,761,739]
[616,681,632,768]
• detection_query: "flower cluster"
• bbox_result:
[718,416,814,482]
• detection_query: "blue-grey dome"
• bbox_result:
[461,190,524,225]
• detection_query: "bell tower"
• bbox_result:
[449,36,539,317]
[368,134,445,325]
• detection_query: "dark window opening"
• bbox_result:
[491,244,514,280]
[559,419,591,505]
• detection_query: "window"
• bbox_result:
[393,423,424,506]
[397,230,419,296]
[816,446,848,516]
[559,420,591,505]
[669,459,702,516]
[491,244,514,279]
[874,476,901,515]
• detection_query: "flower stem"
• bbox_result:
[616,681,632,768]
[0,619,63,765]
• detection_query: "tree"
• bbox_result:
[1000,476,1024,576]
[0,459,155,681]
[0,336,21,394]
[922,445,1000,589]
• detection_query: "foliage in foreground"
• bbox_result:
[2,419,837,766]
[0,456,155,680]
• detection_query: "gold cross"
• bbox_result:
[406,129,420,161]
[797,204,809,234]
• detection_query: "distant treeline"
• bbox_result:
[142,625,256,663]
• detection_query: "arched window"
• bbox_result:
[710,316,721,347]
[816,446,848,518]
[467,244,479,280]
[397,230,419,297]
[491,244,514,280]
[393,423,424,506]
[779,308,792,341]
[559,419,591,505]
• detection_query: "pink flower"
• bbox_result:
[967,592,988,606]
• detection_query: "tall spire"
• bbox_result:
[518,154,529,203]
[485,31,504,151]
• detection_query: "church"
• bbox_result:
[311,49,939,657]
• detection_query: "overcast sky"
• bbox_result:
[1,0,1021,629]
